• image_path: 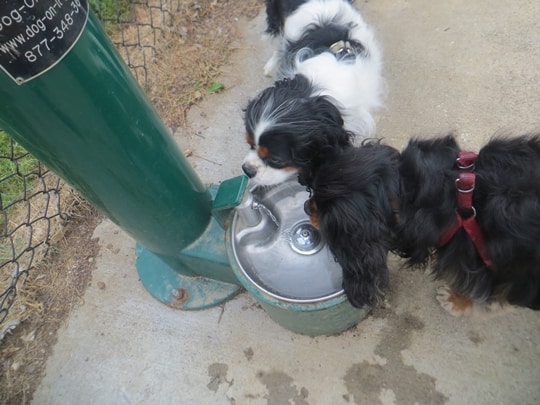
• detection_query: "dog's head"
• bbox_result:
[242,74,353,186]
[305,141,400,307]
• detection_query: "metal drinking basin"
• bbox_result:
[226,179,369,336]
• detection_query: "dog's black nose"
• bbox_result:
[242,163,257,178]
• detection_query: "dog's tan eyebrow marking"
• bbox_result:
[257,146,269,159]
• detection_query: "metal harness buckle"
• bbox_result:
[329,40,354,55]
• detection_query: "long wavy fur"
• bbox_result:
[308,134,540,309]
[309,141,400,307]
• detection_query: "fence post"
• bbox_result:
[0,2,241,308]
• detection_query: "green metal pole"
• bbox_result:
[0,2,212,255]
[0,1,241,308]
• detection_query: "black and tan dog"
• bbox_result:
[305,134,540,314]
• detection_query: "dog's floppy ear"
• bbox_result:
[311,142,400,307]
[319,196,391,307]
[312,96,352,150]
[295,95,353,185]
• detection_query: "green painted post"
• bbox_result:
[0,1,241,308]
[0,3,367,335]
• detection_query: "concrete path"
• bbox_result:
[34,1,540,404]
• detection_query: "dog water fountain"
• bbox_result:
[227,180,369,335]
[0,2,369,336]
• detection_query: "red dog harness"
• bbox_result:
[437,151,493,268]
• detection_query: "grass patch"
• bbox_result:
[89,0,133,33]
[0,131,39,211]
[207,81,226,94]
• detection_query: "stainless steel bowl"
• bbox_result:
[230,181,344,303]
[226,179,370,336]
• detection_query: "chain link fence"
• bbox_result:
[0,0,184,332]
[90,0,175,90]
[0,136,64,328]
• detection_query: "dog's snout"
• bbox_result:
[242,163,257,178]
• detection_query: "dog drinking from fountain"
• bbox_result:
[241,0,383,187]
[305,133,540,314]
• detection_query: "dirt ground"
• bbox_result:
[0,1,261,403]
[0,203,102,404]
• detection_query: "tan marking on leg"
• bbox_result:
[304,199,320,229]
[437,286,515,318]
[309,214,320,230]
[436,286,474,316]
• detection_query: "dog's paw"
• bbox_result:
[436,286,474,317]
[436,286,513,318]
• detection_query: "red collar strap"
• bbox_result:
[437,151,494,268]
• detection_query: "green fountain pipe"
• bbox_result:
[0,2,369,332]
[0,2,212,257]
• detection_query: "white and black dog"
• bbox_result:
[305,134,540,313]
[242,0,383,186]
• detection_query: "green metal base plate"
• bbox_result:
[136,244,240,310]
